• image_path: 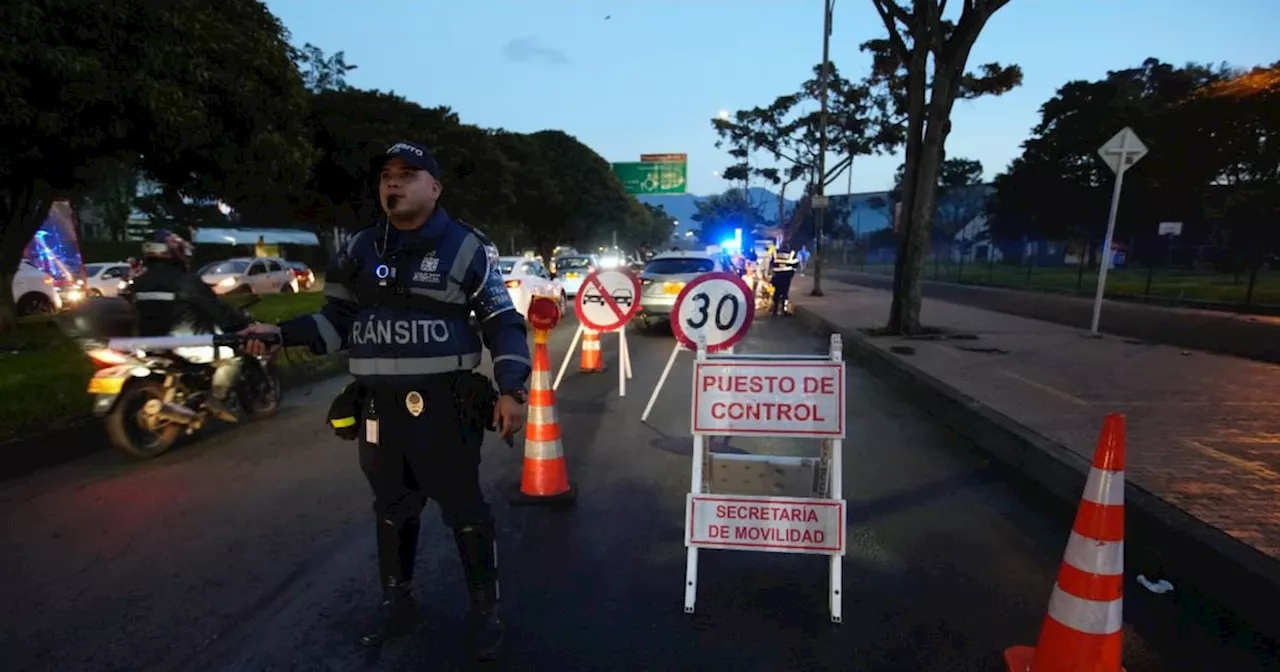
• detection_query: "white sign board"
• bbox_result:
[692,360,845,438]
[1096,127,1148,174]
[686,494,846,555]
[671,272,755,354]
[1158,221,1183,236]
[574,268,641,332]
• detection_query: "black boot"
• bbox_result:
[358,519,421,648]
[454,525,505,662]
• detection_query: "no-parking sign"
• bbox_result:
[574,268,642,332]
[671,272,754,353]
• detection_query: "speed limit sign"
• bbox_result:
[671,272,755,353]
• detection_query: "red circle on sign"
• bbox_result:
[527,295,561,331]
[671,271,755,353]
[573,268,642,331]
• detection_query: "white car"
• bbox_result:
[496,256,565,318]
[552,255,596,297]
[200,257,299,295]
[82,262,132,297]
[636,250,736,329]
[12,260,63,315]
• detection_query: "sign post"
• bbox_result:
[555,267,640,396]
[683,332,847,623]
[1091,127,1148,336]
[641,272,755,423]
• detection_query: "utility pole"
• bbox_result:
[810,0,834,297]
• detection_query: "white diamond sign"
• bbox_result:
[1096,127,1148,174]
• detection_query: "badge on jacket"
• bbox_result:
[405,391,424,417]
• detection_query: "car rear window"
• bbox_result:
[556,257,592,269]
[498,261,516,274]
[644,258,715,275]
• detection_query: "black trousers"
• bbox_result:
[771,272,794,312]
[358,384,492,534]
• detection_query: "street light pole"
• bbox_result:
[810,0,834,297]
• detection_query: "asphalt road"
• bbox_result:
[0,315,1274,671]
[826,268,1280,364]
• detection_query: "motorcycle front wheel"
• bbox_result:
[104,378,182,459]
[237,359,282,420]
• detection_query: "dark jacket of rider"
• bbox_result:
[132,257,249,336]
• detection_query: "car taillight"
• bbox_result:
[504,279,521,289]
[87,348,130,368]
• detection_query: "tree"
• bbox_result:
[691,189,769,245]
[887,157,987,240]
[525,130,635,255]
[1188,62,1280,283]
[292,42,358,92]
[0,0,315,330]
[865,0,1022,334]
[987,59,1229,256]
[712,63,884,225]
[304,89,489,230]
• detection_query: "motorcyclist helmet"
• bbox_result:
[142,229,194,267]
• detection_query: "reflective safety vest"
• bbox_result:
[320,208,516,388]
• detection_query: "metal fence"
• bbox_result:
[818,240,1280,311]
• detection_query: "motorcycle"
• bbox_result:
[81,333,283,459]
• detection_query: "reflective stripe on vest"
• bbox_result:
[134,291,176,301]
[349,351,482,377]
[330,416,356,428]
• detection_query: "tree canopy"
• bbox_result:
[987,58,1280,269]
[0,3,665,329]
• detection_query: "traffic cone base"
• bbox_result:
[511,328,576,506]
[1004,413,1127,672]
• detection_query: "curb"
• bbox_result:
[793,304,1280,639]
[0,352,349,482]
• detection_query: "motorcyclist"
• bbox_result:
[130,230,250,422]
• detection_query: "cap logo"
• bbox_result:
[387,142,424,157]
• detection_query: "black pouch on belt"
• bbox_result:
[327,380,366,440]
[451,372,499,433]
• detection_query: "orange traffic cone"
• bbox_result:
[1005,413,1127,672]
[510,327,576,506]
[579,328,605,372]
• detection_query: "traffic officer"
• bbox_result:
[769,242,799,316]
[239,141,531,662]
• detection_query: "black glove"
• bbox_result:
[327,381,364,440]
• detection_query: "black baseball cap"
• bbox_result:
[371,141,442,180]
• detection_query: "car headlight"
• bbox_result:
[217,277,237,288]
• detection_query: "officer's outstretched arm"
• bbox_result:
[178,274,252,332]
[276,255,359,355]
[464,243,532,394]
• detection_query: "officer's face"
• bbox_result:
[379,158,441,221]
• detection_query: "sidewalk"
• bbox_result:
[789,274,1280,629]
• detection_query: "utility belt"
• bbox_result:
[327,372,499,440]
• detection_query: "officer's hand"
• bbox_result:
[493,395,526,442]
[239,323,282,356]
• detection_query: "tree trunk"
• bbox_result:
[887,27,930,333]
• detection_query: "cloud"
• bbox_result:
[501,36,568,65]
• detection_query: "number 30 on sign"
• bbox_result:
[672,272,755,353]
